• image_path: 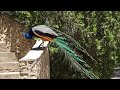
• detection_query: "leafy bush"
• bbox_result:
[2,11,120,79]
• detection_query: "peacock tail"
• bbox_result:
[54,37,99,79]
[51,28,99,79]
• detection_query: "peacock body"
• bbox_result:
[23,25,99,79]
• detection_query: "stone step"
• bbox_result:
[20,72,36,75]
[0,41,8,52]
[0,72,20,79]
[111,77,120,79]
[0,62,19,71]
[0,52,18,62]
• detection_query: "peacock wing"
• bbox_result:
[32,25,58,37]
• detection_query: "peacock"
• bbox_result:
[23,25,99,79]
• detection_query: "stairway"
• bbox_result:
[0,41,20,79]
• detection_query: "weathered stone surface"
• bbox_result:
[0,13,50,79]
[111,77,120,79]
[111,67,120,79]
[0,13,35,59]
[0,72,20,79]
[37,47,50,79]
[0,62,19,71]
[0,41,8,52]
[0,52,18,62]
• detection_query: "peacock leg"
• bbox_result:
[41,41,44,48]
[39,40,44,48]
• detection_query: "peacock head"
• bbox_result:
[23,32,33,39]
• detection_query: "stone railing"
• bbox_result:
[19,40,50,79]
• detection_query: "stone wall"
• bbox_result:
[0,13,35,59]
[37,47,50,79]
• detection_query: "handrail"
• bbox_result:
[19,40,49,61]
[19,40,49,79]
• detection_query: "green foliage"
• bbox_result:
[3,11,120,79]
[49,47,58,54]
[54,36,99,79]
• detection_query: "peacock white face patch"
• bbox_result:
[22,32,26,38]
[22,32,29,39]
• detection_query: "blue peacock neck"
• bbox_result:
[25,32,33,39]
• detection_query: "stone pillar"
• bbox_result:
[37,47,50,79]
[19,41,50,79]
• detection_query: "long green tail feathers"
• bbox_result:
[54,36,99,79]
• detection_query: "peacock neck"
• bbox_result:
[25,33,33,39]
